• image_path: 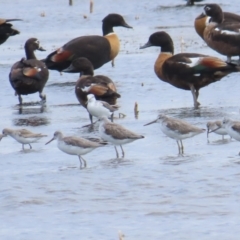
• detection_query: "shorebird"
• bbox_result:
[207,120,228,140]
[215,118,240,142]
[2,128,47,150]
[99,117,144,158]
[45,131,105,168]
[144,114,205,155]
[118,231,125,240]
[87,94,119,122]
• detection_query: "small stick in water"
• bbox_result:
[90,0,94,13]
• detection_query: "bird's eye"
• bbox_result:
[205,6,211,11]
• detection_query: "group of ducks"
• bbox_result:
[1,3,240,167]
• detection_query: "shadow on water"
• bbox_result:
[154,4,207,11]
[47,82,76,88]
[161,154,200,165]
[50,103,80,107]
[13,116,50,126]
[207,138,231,145]
[157,106,237,120]
[100,157,134,168]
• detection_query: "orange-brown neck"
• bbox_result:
[104,33,120,60]
[154,52,172,80]
[194,16,210,40]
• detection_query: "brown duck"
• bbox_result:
[63,57,121,123]
[195,9,240,40]
[140,31,240,108]
[0,18,22,45]
[202,4,240,63]
[9,38,49,105]
[44,13,132,72]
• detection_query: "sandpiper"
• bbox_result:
[144,114,205,155]
[99,117,144,158]
[45,131,105,168]
[207,120,228,140]
[217,118,240,143]
[2,128,47,150]
[87,94,119,122]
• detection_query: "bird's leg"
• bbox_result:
[18,94,23,105]
[189,84,200,108]
[80,156,87,169]
[111,59,115,67]
[81,119,98,128]
[120,145,125,158]
[227,56,231,63]
[39,92,46,104]
[114,146,119,158]
[89,113,93,124]
[22,144,25,150]
[195,89,199,100]
[110,113,114,122]
[176,141,181,155]
[29,144,32,149]
[180,140,184,154]
[78,156,83,169]
[186,0,194,5]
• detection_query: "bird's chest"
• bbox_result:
[104,33,120,60]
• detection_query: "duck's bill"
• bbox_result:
[140,41,153,49]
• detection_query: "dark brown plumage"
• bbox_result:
[63,57,120,123]
[202,4,240,63]
[186,0,204,6]
[0,18,22,45]
[9,38,49,105]
[140,31,240,108]
[195,11,240,40]
[44,13,132,72]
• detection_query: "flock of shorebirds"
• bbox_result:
[2,2,240,168]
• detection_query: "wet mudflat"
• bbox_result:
[1,0,240,239]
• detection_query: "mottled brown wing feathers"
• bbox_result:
[104,123,143,140]
[166,120,202,134]
[232,123,240,133]
[63,136,102,148]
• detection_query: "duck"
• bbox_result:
[0,18,22,45]
[195,10,240,40]
[202,4,240,63]
[185,0,204,6]
[9,38,49,105]
[63,57,121,124]
[140,31,240,108]
[44,13,132,72]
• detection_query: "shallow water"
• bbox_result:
[1,0,240,239]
